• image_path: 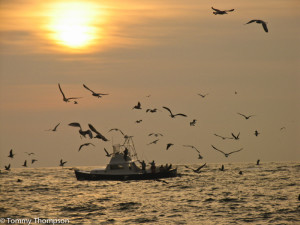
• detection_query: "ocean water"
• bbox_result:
[0,162,299,225]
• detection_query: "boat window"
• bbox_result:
[110,164,124,170]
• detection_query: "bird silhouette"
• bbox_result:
[219,164,225,171]
[147,139,159,145]
[58,83,81,103]
[8,149,15,158]
[83,84,109,98]
[256,159,260,165]
[162,106,187,118]
[104,148,112,157]
[149,133,163,137]
[245,19,268,33]
[31,159,38,164]
[198,93,208,98]
[166,143,174,150]
[133,102,142,110]
[190,119,197,126]
[69,122,93,139]
[212,7,234,15]
[22,160,27,167]
[146,108,158,113]
[237,113,255,120]
[45,123,60,132]
[214,134,233,140]
[108,128,125,137]
[60,159,67,167]
[5,164,11,171]
[231,132,240,140]
[135,120,142,123]
[211,145,243,157]
[254,130,260,136]
[25,152,35,156]
[88,124,108,141]
[78,143,95,151]
[185,163,206,173]
[183,145,203,159]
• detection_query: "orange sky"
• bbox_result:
[0,0,299,168]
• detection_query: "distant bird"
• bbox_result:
[231,132,240,140]
[135,120,142,123]
[190,119,197,126]
[83,84,109,98]
[109,128,125,136]
[147,139,159,145]
[166,143,174,150]
[45,123,60,132]
[78,143,95,151]
[254,130,260,136]
[211,145,244,157]
[25,152,35,156]
[69,122,93,139]
[88,124,108,141]
[146,108,158,113]
[214,134,233,140]
[162,106,187,118]
[198,93,208,98]
[149,133,163,137]
[133,102,142,110]
[280,127,286,131]
[58,83,81,103]
[22,160,27,167]
[60,159,67,167]
[31,159,38,164]
[237,113,255,120]
[212,7,234,15]
[219,164,225,171]
[185,163,206,173]
[104,148,112,157]
[146,95,151,98]
[256,159,260,165]
[8,149,15,158]
[5,164,11,171]
[245,19,268,33]
[183,145,203,159]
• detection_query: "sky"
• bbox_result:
[0,0,299,168]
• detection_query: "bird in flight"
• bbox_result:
[198,93,209,98]
[254,130,260,136]
[25,152,35,156]
[219,164,225,171]
[45,123,60,132]
[190,119,197,126]
[60,159,67,167]
[78,143,95,151]
[5,164,11,171]
[166,143,174,150]
[22,160,27,167]
[231,132,240,140]
[104,148,112,157]
[162,106,187,118]
[237,113,255,120]
[146,108,158,113]
[245,19,268,33]
[69,122,93,139]
[185,163,206,173]
[133,102,142,110]
[135,120,142,123]
[149,133,163,137]
[58,83,81,103]
[214,134,233,140]
[8,149,15,158]
[211,145,244,157]
[147,139,159,145]
[31,159,38,164]
[183,145,203,159]
[88,124,108,141]
[83,84,109,98]
[211,7,234,15]
[109,128,125,137]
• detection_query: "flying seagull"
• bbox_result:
[185,163,206,173]
[133,102,142,110]
[254,130,260,136]
[211,145,244,157]
[45,123,60,132]
[25,152,35,156]
[104,148,112,157]
[147,139,159,145]
[237,113,255,120]
[83,84,109,98]
[198,93,208,98]
[109,128,125,136]
[149,133,163,137]
[212,7,234,15]
[58,83,81,103]
[190,119,197,126]
[231,132,240,140]
[22,160,27,167]
[166,143,174,150]
[146,108,158,113]
[183,145,203,159]
[5,164,11,171]
[8,149,15,158]
[88,124,108,141]
[245,19,268,33]
[31,159,38,164]
[214,134,233,140]
[60,159,67,167]
[78,143,95,151]
[162,106,187,118]
[69,122,93,139]
[219,164,225,171]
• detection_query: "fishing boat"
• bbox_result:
[74,137,178,181]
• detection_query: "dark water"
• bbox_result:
[1,162,299,225]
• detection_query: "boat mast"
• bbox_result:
[122,136,139,161]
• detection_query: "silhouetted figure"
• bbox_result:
[22,160,27,167]
[140,160,146,171]
[150,160,156,173]
[257,159,260,165]
[123,148,129,161]
[219,164,224,171]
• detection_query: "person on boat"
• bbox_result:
[150,160,156,173]
[123,148,129,161]
[141,160,146,171]
[159,165,165,173]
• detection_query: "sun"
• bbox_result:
[46,2,101,49]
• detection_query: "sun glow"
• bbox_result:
[46,2,103,50]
